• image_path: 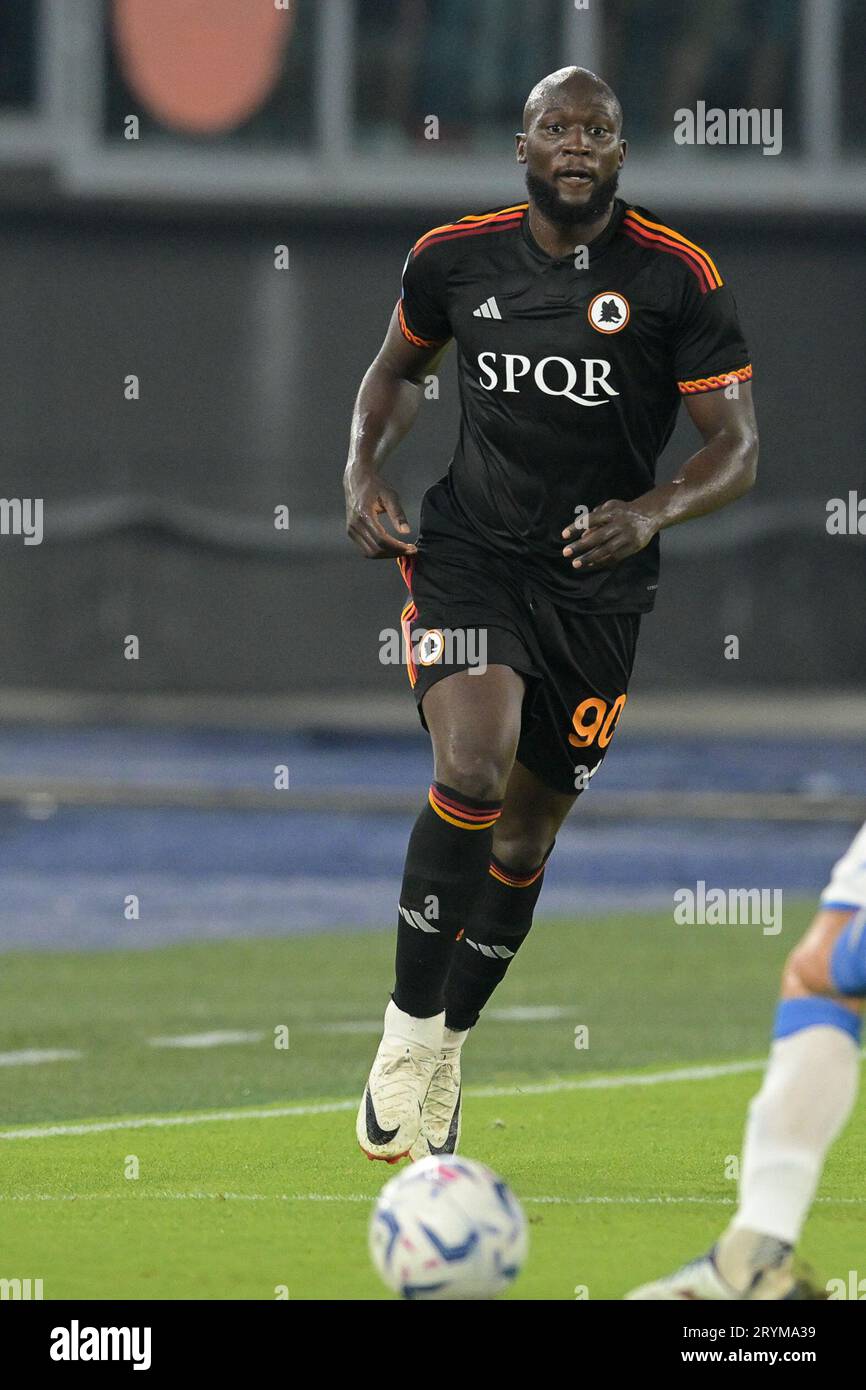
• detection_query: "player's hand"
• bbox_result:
[561,499,658,570]
[345,471,417,559]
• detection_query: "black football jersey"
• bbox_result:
[397,197,751,612]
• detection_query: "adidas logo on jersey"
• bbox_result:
[472,296,502,320]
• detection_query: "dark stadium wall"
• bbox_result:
[0,208,863,695]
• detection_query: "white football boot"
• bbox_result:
[409,1036,464,1161]
[626,1251,745,1301]
[626,1234,823,1300]
[356,1001,443,1163]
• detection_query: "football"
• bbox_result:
[368,1155,528,1300]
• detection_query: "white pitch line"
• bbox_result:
[0,1191,863,1208]
[0,1009,572,1063]
[147,1030,266,1049]
[0,1057,768,1142]
[0,1191,373,1204]
[0,1049,82,1068]
[488,1005,572,1022]
[315,1006,571,1034]
[0,1099,356,1141]
[312,1022,382,1035]
[470,1058,767,1100]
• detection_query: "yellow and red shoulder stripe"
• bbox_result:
[678,363,753,394]
[398,205,526,347]
[622,210,723,294]
[411,203,528,259]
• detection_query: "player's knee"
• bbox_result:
[783,907,866,1001]
[492,828,554,874]
[435,747,513,804]
[783,917,843,998]
[782,939,829,998]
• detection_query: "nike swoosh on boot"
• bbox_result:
[364,1087,400,1145]
[427,1087,461,1156]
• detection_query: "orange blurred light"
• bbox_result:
[112,0,294,135]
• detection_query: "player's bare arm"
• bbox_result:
[562,383,758,569]
[344,308,450,558]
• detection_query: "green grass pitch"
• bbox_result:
[1,904,863,1299]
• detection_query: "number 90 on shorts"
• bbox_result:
[568,694,628,749]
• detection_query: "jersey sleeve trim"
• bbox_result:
[396,298,449,349]
[677,363,752,394]
[623,210,723,294]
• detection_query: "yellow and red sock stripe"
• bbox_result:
[677,363,753,394]
[622,210,722,293]
[488,859,546,888]
[428,784,502,831]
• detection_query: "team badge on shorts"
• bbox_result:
[417,629,445,665]
[588,291,630,333]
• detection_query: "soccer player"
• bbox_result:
[627,827,865,1301]
[345,66,757,1163]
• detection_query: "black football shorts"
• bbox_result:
[396,545,641,796]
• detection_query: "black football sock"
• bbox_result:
[393,781,503,1019]
[443,845,553,1031]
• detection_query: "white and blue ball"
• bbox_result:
[369,1155,528,1300]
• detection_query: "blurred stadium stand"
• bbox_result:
[0,0,863,715]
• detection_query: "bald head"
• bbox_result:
[522,66,622,135]
[516,66,626,238]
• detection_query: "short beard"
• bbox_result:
[525,166,620,231]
